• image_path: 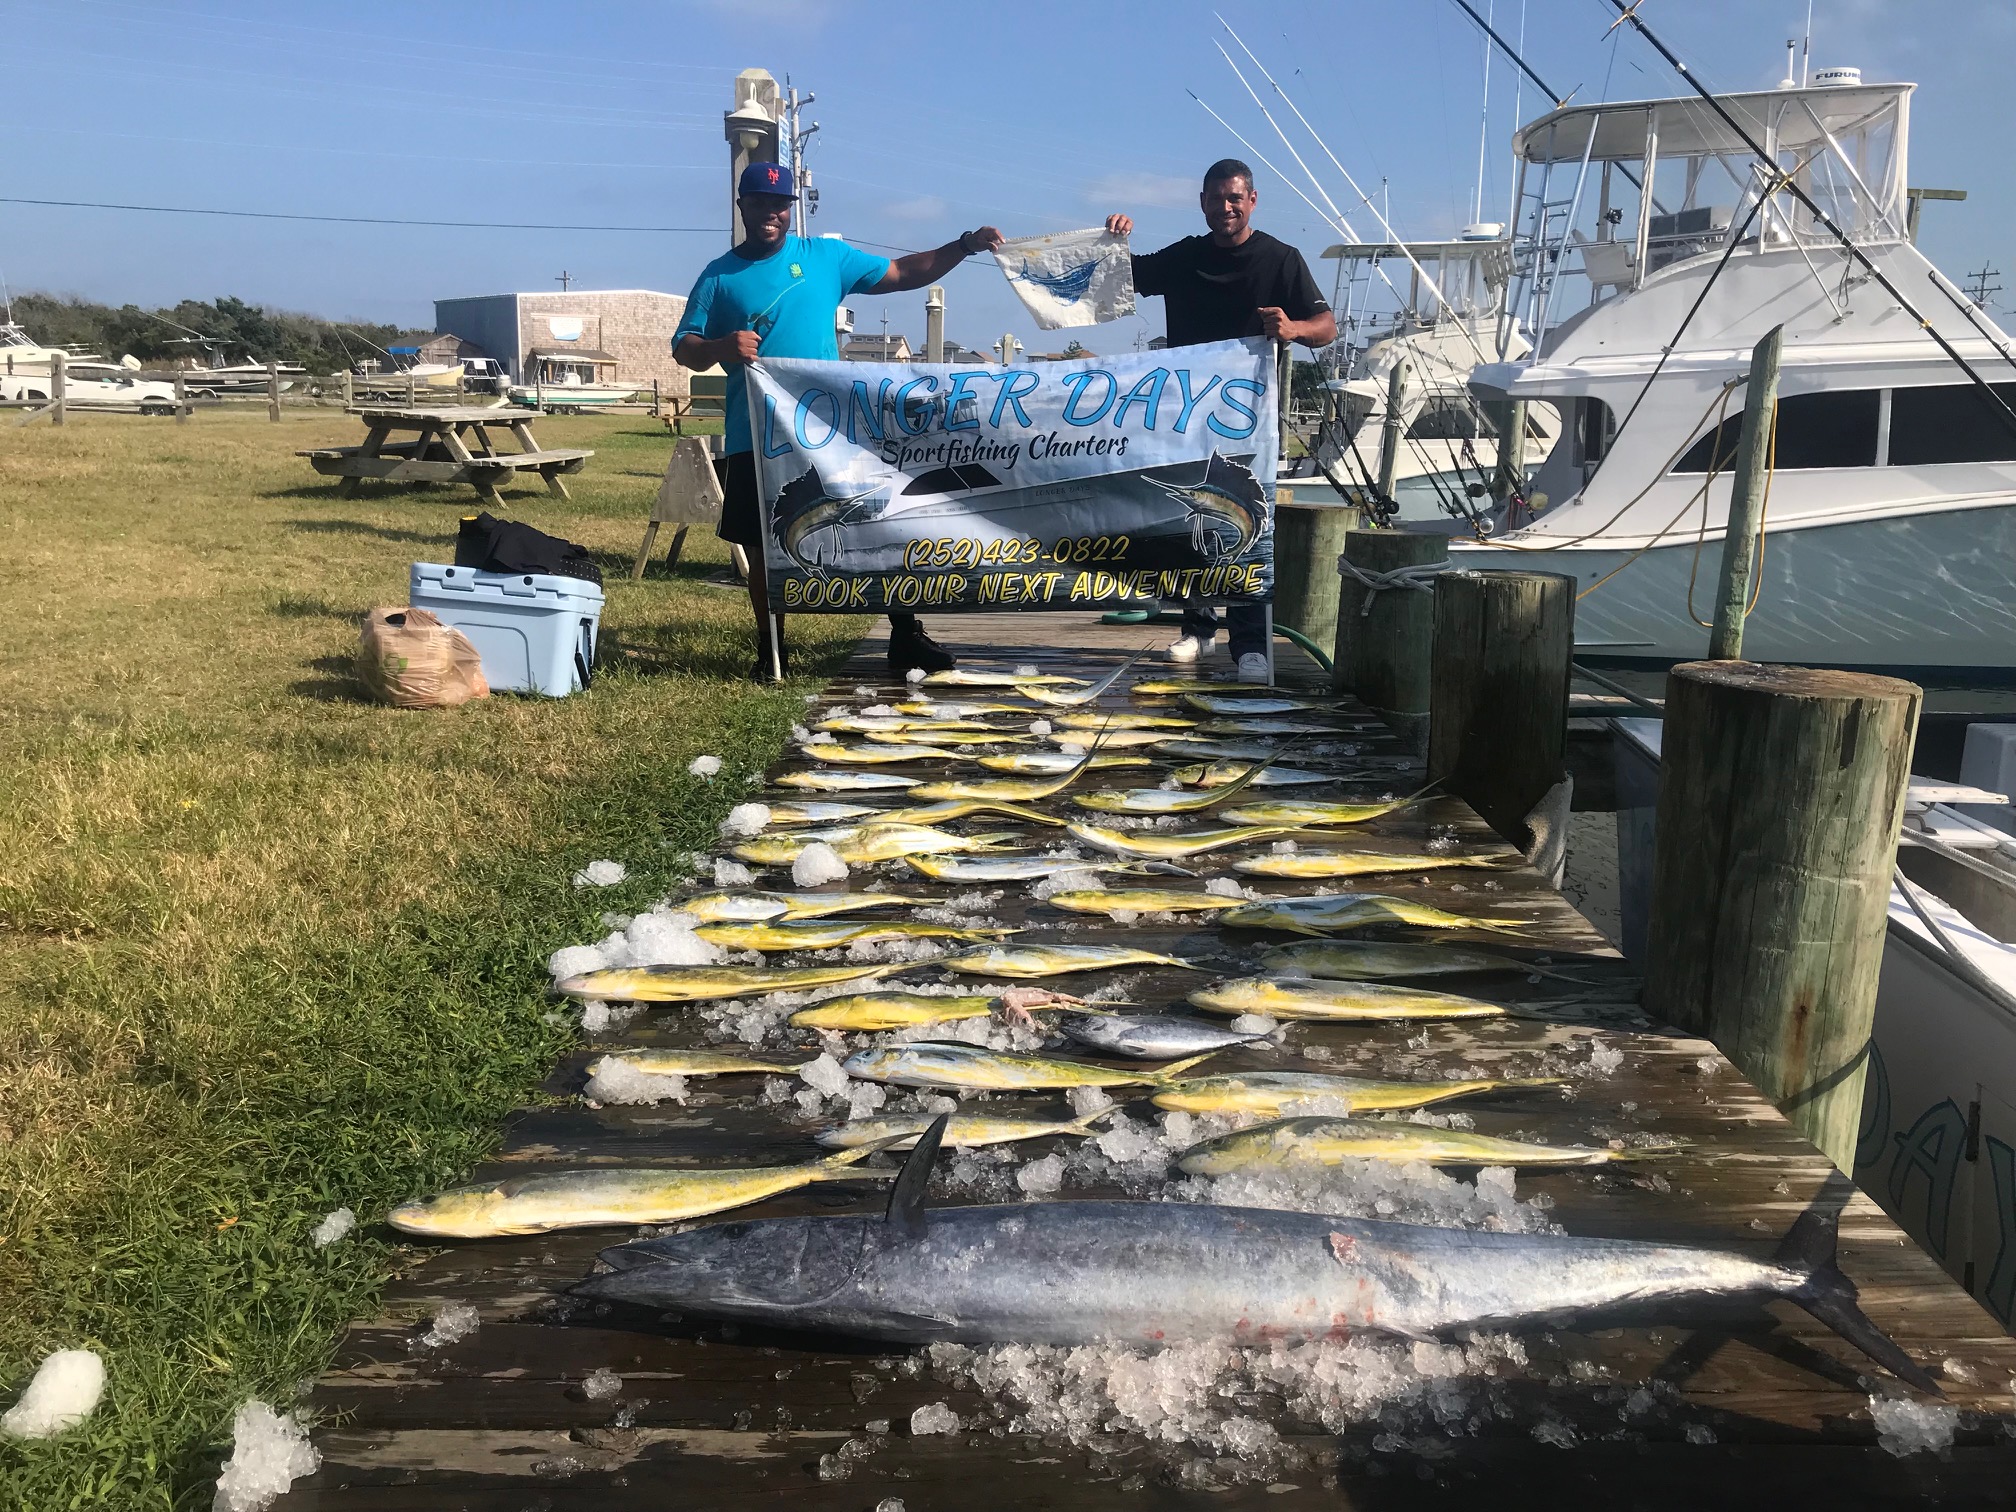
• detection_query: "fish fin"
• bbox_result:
[1779,1199,1943,1395]
[1069,1104,1124,1132]
[1147,1050,1221,1084]
[885,1113,950,1239]
[815,1130,913,1176]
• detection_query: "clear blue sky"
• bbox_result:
[4,0,2009,353]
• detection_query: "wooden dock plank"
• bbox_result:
[275,611,2016,1507]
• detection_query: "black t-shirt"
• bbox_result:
[1131,229,1329,349]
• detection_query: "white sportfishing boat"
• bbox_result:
[1282,234,1560,523]
[1451,74,2016,675]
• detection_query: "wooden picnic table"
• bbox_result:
[298,405,593,504]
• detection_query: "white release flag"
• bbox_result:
[992,228,1135,330]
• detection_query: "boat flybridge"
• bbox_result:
[1453,75,2016,674]
[1283,234,1561,524]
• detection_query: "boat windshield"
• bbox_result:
[1504,82,1911,347]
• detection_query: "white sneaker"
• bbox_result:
[1165,634,1214,663]
[1235,653,1271,685]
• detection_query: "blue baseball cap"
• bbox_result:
[738,161,795,198]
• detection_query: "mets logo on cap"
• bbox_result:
[738,161,797,198]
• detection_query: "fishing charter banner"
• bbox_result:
[748,338,1278,615]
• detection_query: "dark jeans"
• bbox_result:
[1180,601,1268,659]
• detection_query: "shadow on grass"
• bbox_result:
[284,517,457,546]
[290,654,376,704]
[271,593,358,621]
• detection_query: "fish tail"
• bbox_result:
[1146,1050,1221,1084]
[813,1131,913,1178]
[1778,1200,1942,1394]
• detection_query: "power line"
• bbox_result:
[0,195,921,255]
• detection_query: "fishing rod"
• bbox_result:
[1446,0,1568,108]
[1600,0,2016,445]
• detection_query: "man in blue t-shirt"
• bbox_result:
[675,161,1002,680]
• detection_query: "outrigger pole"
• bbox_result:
[1598,0,2016,445]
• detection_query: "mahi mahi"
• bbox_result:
[1011,649,1150,708]
[1169,760,1339,788]
[1066,821,1299,859]
[904,854,1163,883]
[1234,850,1510,879]
[939,943,1201,977]
[842,1041,1216,1091]
[977,751,1151,774]
[680,890,935,923]
[1152,1070,1563,1116]
[1056,711,1196,731]
[554,961,905,1003]
[922,669,1086,688]
[791,987,1089,1032]
[1044,888,1247,917]
[799,742,963,764]
[815,1105,1116,1150]
[1177,1117,1681,1174]
[1188,975,1506,1021]
[817,716,996,735]
[734,824,1022,867]
[1219,790,1436,826]
[909,753,1096,804]
[1259,940,1600,982]
[894,700,1025,717]
[1218,894,1537,937]
[574,1118,1939,1391]
[388,1138,905,1238]
[1071,752,1275,815]
[876,798,1066,828]
[775,769,920,792]
[692,919,1013,952]
[1182,694,1344,716]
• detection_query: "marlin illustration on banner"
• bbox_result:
[1007,255,1100,304]
[1147,452,1270,564]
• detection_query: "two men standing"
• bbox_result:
[678,155,1332,685]
[673,161,1002,679]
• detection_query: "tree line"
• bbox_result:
[6,292,433,372]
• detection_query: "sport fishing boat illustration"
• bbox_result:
[768,451,1272,578]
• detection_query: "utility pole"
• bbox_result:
[880,309,890,360]
[1963,265,2002,310]
[555,270,573,293]
[786,80,820,225]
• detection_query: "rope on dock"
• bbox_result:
[1335,557,1447,616]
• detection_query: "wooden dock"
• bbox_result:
[276,614,2016,1510]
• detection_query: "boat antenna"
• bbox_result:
[1445,0,1570,108]
[1601,0,2016,443]
[1472,0,1494,226]
[1801,0,1814,88]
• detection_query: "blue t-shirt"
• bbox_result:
[674,234,891,454]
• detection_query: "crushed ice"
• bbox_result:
[309,1208,355,1249]
[211,1399,320,1512]
[1,1349,104,1440]
[688,755,723,778]
[571,860,628,888]
[584,1059,689,1106]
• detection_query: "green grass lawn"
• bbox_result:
[0,409,864,1507]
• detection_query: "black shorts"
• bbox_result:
[714,451,761,548]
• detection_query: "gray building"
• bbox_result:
[432,289,691,393]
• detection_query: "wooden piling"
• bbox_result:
[1493,398,1528,502]
[1334,529,1446,752]
[1707,325,1783,660]
[174,368,188,424]
[1271,500,1354,656]
[267,361,281,422]
[51,350,65,427]
[340,370,354,410]
[1644,661,1920,1171]
[1427,569,1574,846]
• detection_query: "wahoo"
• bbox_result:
[576,1117,1939,1391]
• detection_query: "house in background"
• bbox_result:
[842,332,914,363]
[432,289,690,396]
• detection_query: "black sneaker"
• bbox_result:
[888,623,956,674]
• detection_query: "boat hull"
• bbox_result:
[1449,501,2016,674]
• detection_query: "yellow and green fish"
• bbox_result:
[799,741,962,764]
[1258,941,1597,981]
[555,961,904,1003]
[816,716,995,735]
[877,798,1066,828]
[1218,791,1435,826]
[1066,821,1299,859]
[790,987,1087,1032]
[692,919,1014,953]
[680,889,934,923]
[940,943,1199,977]
[1070,754,1272,815]
[386,1138,906,1238]
[977,751,1151,774]
[1044,888,1247,917]
[909,753,1095,804]
[1168,760,1338,789]
[1055,711,1196,731]
[816,1105,1116,1149]
[894,699,1024,717]
[775,769,919,792]
[1233,849,1510,880]
[923,668,1085,688]
[1152,1070,1562,1116]
[842,1041,1215,1091]
[1188,975,1507,1021]
[734,823,1022,867]
[1181,694,1342,716]
[759,801,882,826]
[1176,1116,1676,1175]
[1217,894,1536,937]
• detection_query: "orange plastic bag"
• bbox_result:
[358,606,490,708]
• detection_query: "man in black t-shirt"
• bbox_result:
[1107,159,1336,681]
